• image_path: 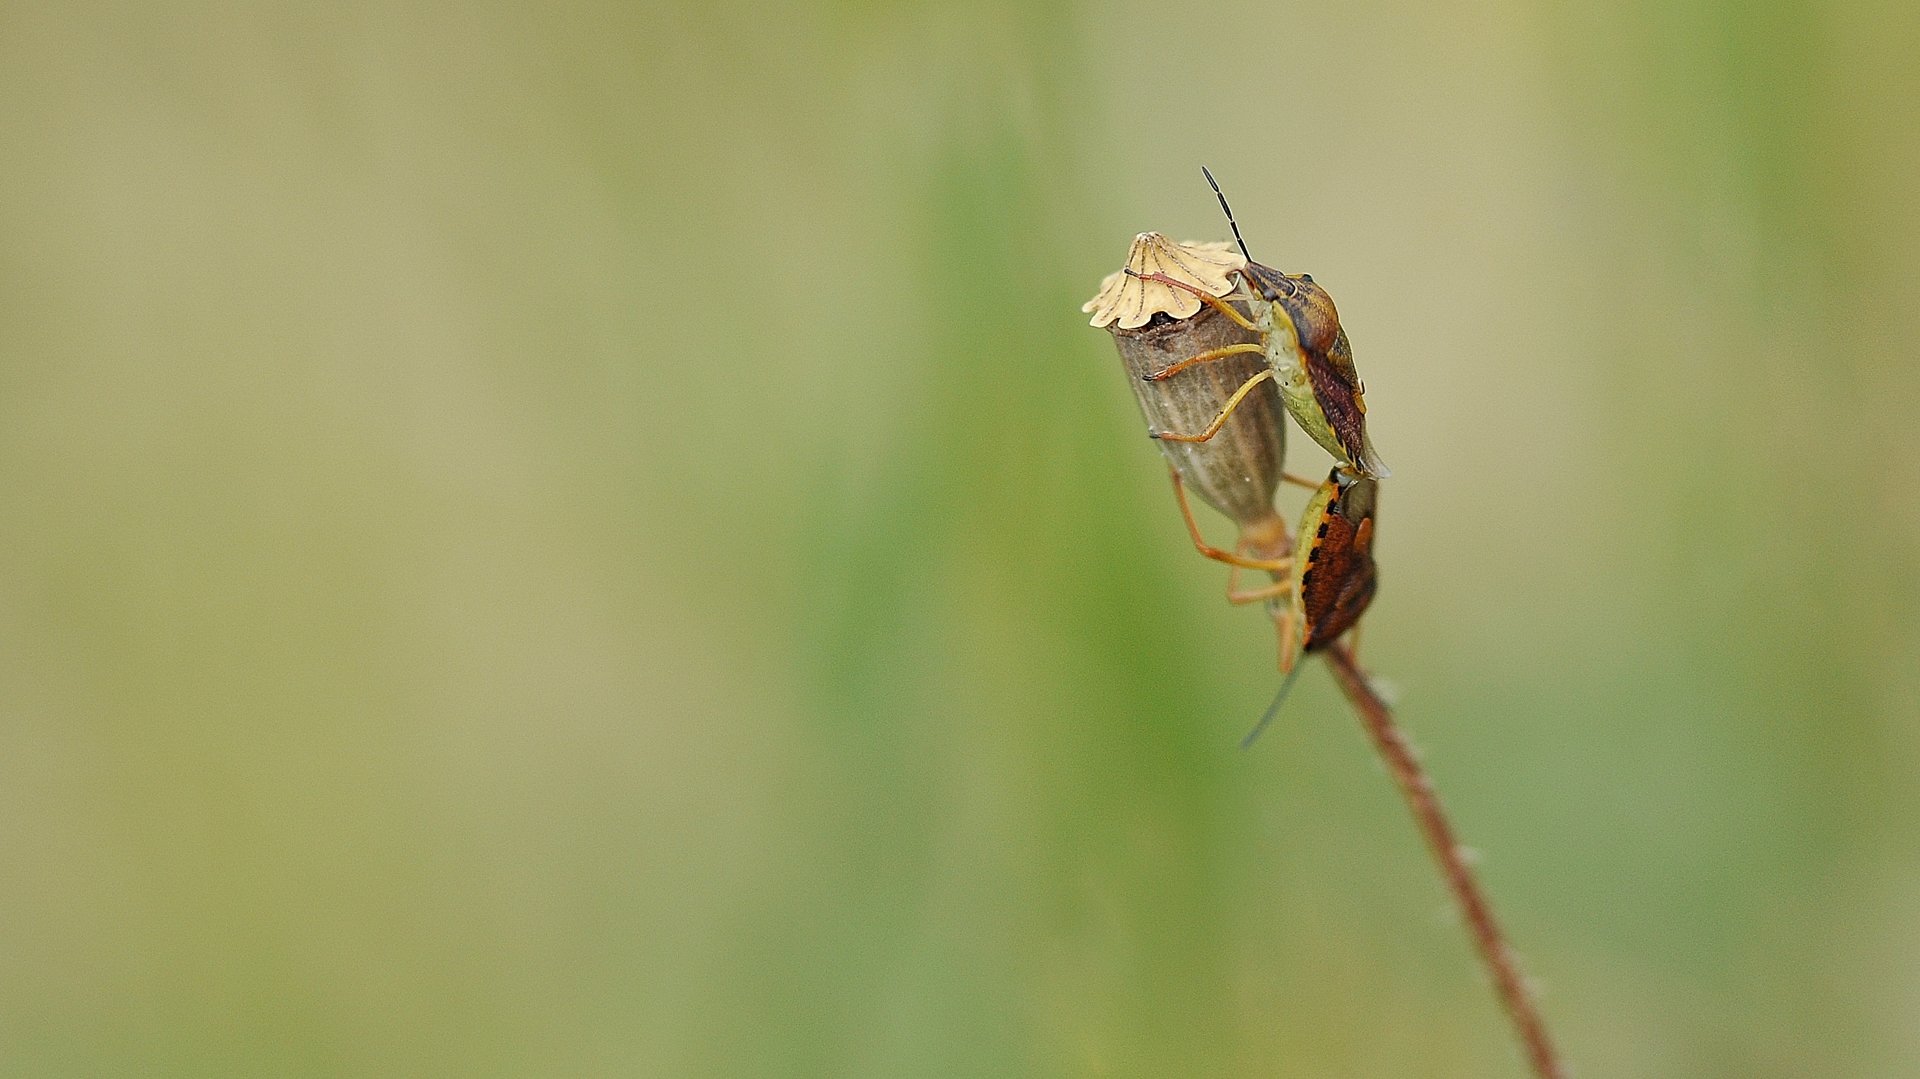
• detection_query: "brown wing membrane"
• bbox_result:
[1319,325,1362,396]
[1304,347,1371,471]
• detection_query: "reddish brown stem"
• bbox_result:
[1321,644,1566,1079]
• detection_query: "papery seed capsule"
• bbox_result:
[1091,233,1290,554]
[1084,232,1246,331]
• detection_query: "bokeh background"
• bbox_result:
[3,3,1917,1075]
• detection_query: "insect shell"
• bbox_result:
[1239,261,1391,480]
[1279,466,1380,673]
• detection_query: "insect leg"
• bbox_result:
[1274,605,1302,675]
[1227,579,1292,605]
[1144,343,1266,382]
[1124,269,1263,333]
[1149,368,1275,444]
[1166,466,1292,572]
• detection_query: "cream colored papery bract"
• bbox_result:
[1083,233,1246,329]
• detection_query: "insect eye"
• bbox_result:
[1299,273,1313,283]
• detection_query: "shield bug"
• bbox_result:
[1242,467,1380,747]
[1129,169,1389,479]
[1282,466,1379,669]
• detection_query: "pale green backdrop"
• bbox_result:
[2,3,1917,1076]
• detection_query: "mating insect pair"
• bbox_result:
[1101,170,1386,740]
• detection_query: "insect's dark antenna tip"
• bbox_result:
[1202,165,1254,264]
[1241,661,1308,749]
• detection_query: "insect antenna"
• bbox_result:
[1202,166,1255,264]
[1240,660,1308,749]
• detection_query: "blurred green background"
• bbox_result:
[3,3,1917,1076]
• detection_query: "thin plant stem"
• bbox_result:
[1321,643,1567,1079]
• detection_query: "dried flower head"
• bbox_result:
[1083,233,1247,329]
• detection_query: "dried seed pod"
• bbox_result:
[1100,282,1288,552]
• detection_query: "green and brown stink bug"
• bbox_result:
[1129,168,1389,480]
